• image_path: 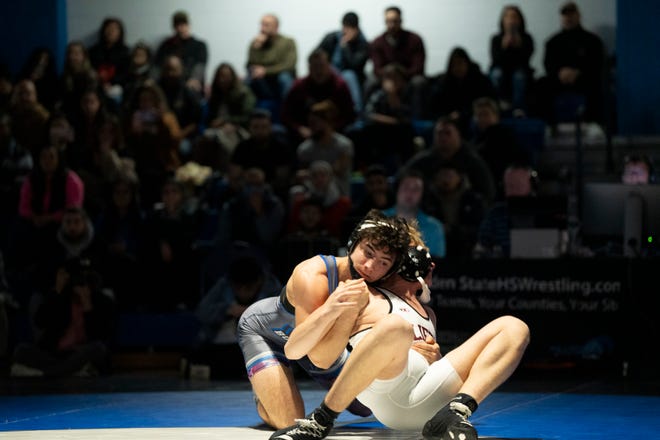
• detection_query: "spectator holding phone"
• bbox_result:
[488,5,534,114]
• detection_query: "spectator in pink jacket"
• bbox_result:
[9,144,84,299]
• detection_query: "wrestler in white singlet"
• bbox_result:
[348,287,463,431]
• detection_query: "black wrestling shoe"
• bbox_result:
[346,398,372,417]
[269,409,333,440]
[422,400,478,440]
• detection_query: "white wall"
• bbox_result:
[67,0,616,82]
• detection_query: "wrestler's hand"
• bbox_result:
[325,279,370,315]
[412,335,441,364]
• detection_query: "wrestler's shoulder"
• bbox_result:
[297,254,345,272]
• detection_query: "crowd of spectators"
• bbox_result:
[0,3,652,376]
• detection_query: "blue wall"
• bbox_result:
[616,1,660,135]
[0,0,67,76]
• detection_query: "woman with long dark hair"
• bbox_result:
[204,62,256,153]
[18,144,84,231]
[9,144,84,296]
[489,5,534,113]
[88,17,131,93]
[124,82,181,206]
[19,47,59,111]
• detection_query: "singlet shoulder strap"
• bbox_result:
[318,255,339,293]
[373,286,394,313]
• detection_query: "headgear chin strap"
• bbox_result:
[348,256,361,280]
[398,245,433,303]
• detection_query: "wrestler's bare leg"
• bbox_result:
[251,363,305,429]
[324,314,413,412]
[443,315,530,403]
[420,316,529,439]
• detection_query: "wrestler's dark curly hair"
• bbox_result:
[347,209,412,275]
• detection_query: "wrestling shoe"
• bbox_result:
[422,398,478,440]
[269,408,333,440]
[346,398,372,417]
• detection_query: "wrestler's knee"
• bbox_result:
[500,315,531,351]
[372,314,414,341]
[251,366,303,428]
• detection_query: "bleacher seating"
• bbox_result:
[501,117,546,167]
[553,91,587,123]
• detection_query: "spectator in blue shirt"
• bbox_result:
[383,168,446,257]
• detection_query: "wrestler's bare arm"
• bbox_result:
[411,306,441,364]
[285,259,368,367]
[289,281,367,368]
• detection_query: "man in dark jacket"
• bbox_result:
[541,2,605,123]
[154,10,208,95]
[368,6,427,117]
[318,12,369,112]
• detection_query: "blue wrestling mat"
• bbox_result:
[2,382,660,438]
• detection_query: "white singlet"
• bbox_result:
[348,287,463,431]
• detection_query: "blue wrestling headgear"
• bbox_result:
[398,245,433,303]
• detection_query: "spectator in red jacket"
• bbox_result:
[281,49,355,145]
